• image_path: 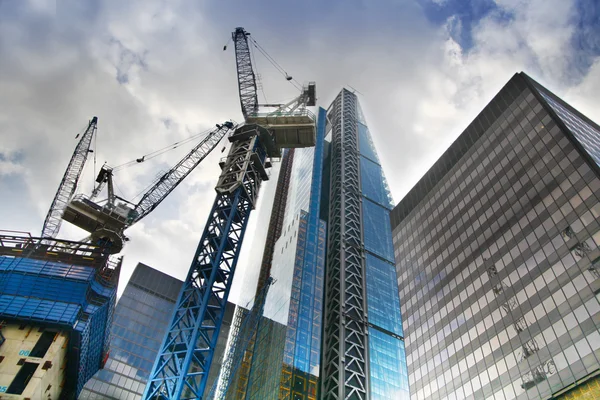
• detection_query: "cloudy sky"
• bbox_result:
[1,0,599,303]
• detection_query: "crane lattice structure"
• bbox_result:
[143,26,316,399]
[60,122,235,253]
[143,124,277,399]
[41,117,97,239]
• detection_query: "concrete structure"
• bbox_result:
[0,325,68,399]
[0,232,120,399]
[391,72,600,400]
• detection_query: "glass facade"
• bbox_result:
[79,263,183,400]
[244,108,328,400]
[321,89,409,400]
[391,73,600,400]
[358,102,409,400]
[534,83,600,168]
[80,263,235,400]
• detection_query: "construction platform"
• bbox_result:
[246,109,316,149]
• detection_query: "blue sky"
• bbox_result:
[1,0,599,301]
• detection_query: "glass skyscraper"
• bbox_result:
[234,89,409,400]
[391,72,600,400]
[79,263,184,400]
[244,108,328,400]
[79,263,235,399]
[321,89,408,400]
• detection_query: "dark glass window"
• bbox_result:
[7,362,38,395]
[30,331,56,358]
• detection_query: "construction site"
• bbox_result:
[0,26,322,400]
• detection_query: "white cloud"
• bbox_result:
[0,0,598,304]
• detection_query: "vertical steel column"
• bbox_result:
[322,90,369,400]
[144,128,269,400]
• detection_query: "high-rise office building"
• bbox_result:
[322,89,408,400]
[237,89,409,400]
[79,263,235,400]
[0,232,120,399]
[244,108,328,400]
[390,72,600,400]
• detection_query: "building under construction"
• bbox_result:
[0,232,120,398]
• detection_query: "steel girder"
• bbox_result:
[232,27,258,119]
[143,130,269,400]
[132,123,235,224]
[322,90,370,400]
[41,117,97,239]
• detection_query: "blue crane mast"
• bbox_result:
[144,27,317,399]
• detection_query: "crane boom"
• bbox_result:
[232,27,258,119]
[131,122,235,224]
[41,116,97,239]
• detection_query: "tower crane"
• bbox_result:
[143,27,317,399]
[41,117,98,239]
[60,121,235,253]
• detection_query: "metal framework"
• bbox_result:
[254,148,295,297]
[232,27,259,119]
[132,122,235,223]
[322,90,370,399]
[41,116,97,238]
[143,126,272,400]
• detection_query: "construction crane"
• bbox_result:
[41,117,98,239]
[143,27,316,399]
[59,121,235,253]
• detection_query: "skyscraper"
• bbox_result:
[0,232,119,399]
[79,263,235,400]
[235,89,409,400]
[321,89,408,400]
[390,72,600,400]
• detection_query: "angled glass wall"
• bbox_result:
[391,73,600,400]
[245,108,327,400]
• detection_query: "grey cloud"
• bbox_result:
[1,0,598,301]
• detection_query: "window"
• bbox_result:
[7,362,39,394]
[30,331,56,358]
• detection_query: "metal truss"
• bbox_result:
[132,123,235,224]
[41,117,97,239]
[143,127,271,400]
[322,90,369,400]
[232,27,258,119]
